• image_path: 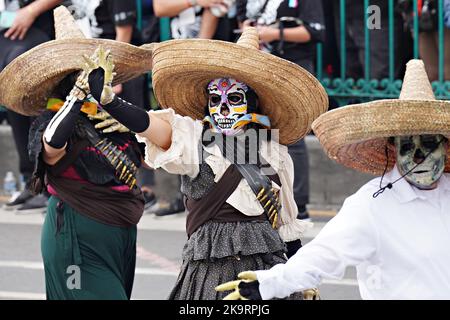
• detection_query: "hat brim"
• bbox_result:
[312,99,450,175]
[152,39,328,145]
[0,38,154,116]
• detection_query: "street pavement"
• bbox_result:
[0,206,361,300]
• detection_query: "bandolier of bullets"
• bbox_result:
[256,187,282,229]
[94,138,138,189]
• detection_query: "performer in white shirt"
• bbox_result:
[216,59,450,300]
[85,26,328,299]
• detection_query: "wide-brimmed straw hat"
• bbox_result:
[312,59,450,175]
[151,27,329,145]
[0,6,153,116]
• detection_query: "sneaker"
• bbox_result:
[16,194,48,213]
[153,197,185,217]
[4,189,34,210]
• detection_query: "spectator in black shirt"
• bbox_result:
[68,0,157,208]
[68,0,145,105]
[237,0,325,72]
[237,0,326,229]
[332,0,411,80]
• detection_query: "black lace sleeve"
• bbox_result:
[29,111,54,161]
[28,111,54,194]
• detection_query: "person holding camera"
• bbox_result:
[237,0,325,225]
[217,59,450,301]
[153,0,237,41]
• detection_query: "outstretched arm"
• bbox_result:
[86,49,173,150]
[216,192,379,299]
[138,113,173,150]
[42,73,89,165]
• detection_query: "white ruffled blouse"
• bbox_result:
[137,108,311,241]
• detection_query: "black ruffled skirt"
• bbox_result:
[168,220,301,300]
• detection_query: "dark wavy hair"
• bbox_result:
[51,71,79,100]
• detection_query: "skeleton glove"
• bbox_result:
[215,271,262,300]
[88,68,150,133]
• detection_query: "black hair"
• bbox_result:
[51,71,79,100]
[387,137,395,145]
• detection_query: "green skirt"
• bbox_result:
[41,196,137,300]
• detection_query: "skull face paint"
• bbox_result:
[207,78,248,136]
[394,135,447,189]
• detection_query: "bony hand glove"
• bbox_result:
[215,271,262,300]
[84,47,116,105]
[88,111,130,133]
[64,49,101,101]
[303,288,320,300]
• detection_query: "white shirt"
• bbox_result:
[137,108,311,241]
[256,166,450,299]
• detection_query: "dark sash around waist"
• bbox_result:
[185,165,281,237]
[47,173,144,227]
[46,139,144,228]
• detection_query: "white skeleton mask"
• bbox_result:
[207,78,248,136]
[394,134,447,189]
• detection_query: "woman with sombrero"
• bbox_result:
[0,6,153,299]
[85,24,328,298]
[216,59,450,300]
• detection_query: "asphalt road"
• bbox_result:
[0,207,360,300]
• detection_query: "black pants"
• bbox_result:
[332,0,411,79]
[0,27,50,182]
[287,139,309,210]
[287,58,313,211]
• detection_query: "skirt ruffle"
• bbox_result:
[170,220,302,300]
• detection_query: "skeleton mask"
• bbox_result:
[394,134,447,189]
[207,78,248,136]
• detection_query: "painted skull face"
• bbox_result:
[394,135,447,189]
[207,78,248,135]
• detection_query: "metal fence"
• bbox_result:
[1,0,447,113]
[317,0,449,105]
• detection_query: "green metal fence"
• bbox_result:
[316,0,450,105]
[2,0,445,115]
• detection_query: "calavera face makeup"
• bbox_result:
[207,78,248,136]
[394,134,447,189]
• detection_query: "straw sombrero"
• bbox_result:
[151,27,328,145]
[312,59,450,175]
[0,6,153,116]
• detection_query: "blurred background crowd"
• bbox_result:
[0,0,449,219]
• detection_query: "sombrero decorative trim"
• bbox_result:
[151,27,329,145]
[312,59,450,175]
[0,6,154,116]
